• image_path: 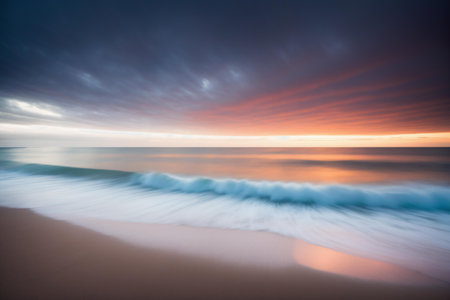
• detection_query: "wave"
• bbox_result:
[1,161,450,281]
[132,173,450,211]
[2,161,450,212]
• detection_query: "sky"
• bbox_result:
[0,0,449,147]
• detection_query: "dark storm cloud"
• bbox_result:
[0,0,449,133]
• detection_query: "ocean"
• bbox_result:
[0,147,449,281]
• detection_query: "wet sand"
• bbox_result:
[0,207,448,300]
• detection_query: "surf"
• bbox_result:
[2,161,450,212]
[1,161,450,281]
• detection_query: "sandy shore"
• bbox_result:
[0,208,448,300]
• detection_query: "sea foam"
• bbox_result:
[1,163,450,281]
[2,161,450,211]
[133,172,450,211]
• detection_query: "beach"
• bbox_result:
[2,0,450,298]
[1,207,448,300]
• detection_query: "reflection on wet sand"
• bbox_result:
[292,240,435,284]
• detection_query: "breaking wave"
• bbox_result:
[1,162,449,212]
[1,161,450,281]
[133,172,450,211]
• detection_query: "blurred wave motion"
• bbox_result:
[0,147,449,282]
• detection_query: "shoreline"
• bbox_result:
[1,207,449,299]
[67,215,442,284]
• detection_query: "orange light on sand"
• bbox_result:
[292,240,432,284]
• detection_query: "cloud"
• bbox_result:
[0,0,448,141]
[6,99,62,118]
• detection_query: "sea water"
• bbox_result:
[0,147,449,281]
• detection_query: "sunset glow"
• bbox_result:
[1,123,449,147]
[1,1,448,146]
[1,2,450,297]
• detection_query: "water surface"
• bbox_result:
[0,147,449,282]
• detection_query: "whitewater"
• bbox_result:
[0,161,449,282]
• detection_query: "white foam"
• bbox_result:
[1,170,449,282]
[133,172,450,211]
